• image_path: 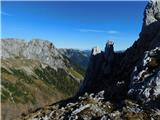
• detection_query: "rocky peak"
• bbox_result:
[1,39,66,69]
[143,0,160,26]
[79,41,115,94]
[91,46,101,56]
[140,0,160,43]
[104,40,114,60]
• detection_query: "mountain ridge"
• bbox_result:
[1,38,90,120]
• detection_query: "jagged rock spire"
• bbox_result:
[140,0,160,41]
[79,46,103,94]
[91,46,101,56]
[104,40,114,60]
[106,40,114,46]
[144,0,160,26]
[79,40,115,94]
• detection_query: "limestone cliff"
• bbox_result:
[2,39,66,69]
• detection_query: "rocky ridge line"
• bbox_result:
[2,39,66,70]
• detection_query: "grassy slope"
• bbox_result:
[1,58,84,120]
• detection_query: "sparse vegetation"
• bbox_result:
[68,67,84,80]
[34,66,80,96]
[1,80,35,104]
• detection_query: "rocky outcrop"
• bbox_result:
[2,38,26,58]
[23,91,160,120]
[104,40,114,74]
[138,0,160,51]
[140,0,160,41]
[79,46,104,94]
[2,39,66,69]
[79,0,160,101]
[79,41,116,94]
[128,48,160,107]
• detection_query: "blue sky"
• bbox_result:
[1,1,147,50]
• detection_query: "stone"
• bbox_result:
[72,104,90,115]
[92,46,101,56]
[128,48,160,105]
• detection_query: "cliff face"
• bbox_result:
[128,48,160,106]
[140,0,160,47]
[79,41,116,94]
[79,0,160,102]
[79,46,104,93]
[2,39,66,69]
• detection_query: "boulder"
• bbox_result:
[128,47,160,107]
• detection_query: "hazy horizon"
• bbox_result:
[2,1,147,50]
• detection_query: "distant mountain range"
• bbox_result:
[1,38,90,120]
[59,48,90,70]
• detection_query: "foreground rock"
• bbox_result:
[23,91,160,120]
[128,47,160,107]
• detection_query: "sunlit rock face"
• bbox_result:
[128,48,160,107]
[139,0,160,49]
[92,46,101,56]
[141,0,160,35]
[2,39,66,69]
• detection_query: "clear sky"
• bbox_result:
[1,1,147,50]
